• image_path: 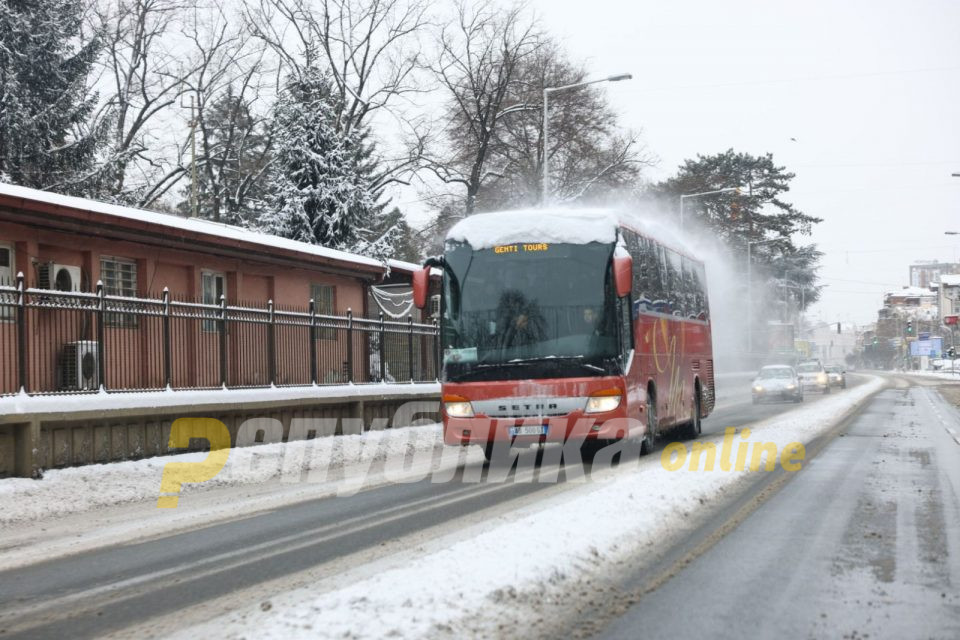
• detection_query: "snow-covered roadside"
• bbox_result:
[900,370,960,381]
[181,376,886,640]
[0,423,446,527]
[0,382,439,416]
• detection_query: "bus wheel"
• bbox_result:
[683,392,702,440]
[641,390,656,455]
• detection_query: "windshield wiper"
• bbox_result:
[447,355,607,382]
[507,355,606,373]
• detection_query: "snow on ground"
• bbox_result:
[0,382,439,416]
[900,370,960,381]
[180,376,885,640]
[0,422,444,526]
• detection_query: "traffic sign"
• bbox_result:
[945,315,959,326]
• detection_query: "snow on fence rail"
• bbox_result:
[0,275,440,396]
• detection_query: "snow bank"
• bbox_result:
[0,423,444,526]
[0,382,439,416]
[189,376,885,639]
[900,370,960,381]
[446,208,619,249]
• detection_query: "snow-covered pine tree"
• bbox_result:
[260,68,398,260]
[0,0,103,193]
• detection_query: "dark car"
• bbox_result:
[752,365,804,404]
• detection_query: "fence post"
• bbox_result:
[162,288,171,389]
[218,294,227,388]
[267,299,276,385]
[96,281,106,391]
[15,273,27,393]
[346,308,354,383]
[407,315,414,382]
[379,311,386,382]
[433,318,440,381]
[309,298,318,384]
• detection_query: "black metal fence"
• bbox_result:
[0,275,440,396]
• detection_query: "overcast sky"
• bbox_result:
[520,0,960,325]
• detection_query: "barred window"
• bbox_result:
[101,258,137,297]
[101,257,138,327]
[311,284,336,340]
[202,271,226,332]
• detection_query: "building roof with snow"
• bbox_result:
[939,274,960,287]
[0,181,419,277]
[884,286,937,300]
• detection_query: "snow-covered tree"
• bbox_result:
[177,86,272,226]
[260,68,397,259]
[0,0,104,193]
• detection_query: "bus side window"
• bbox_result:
[662,248,682,316]
[619,295,633,360]
[695,261,709,321]
[640,237,662,313]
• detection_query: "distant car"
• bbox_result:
[752,365,803,404]
[796,360,830,394]
[825,364,846,389]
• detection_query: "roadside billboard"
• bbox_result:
[909,337,943,357]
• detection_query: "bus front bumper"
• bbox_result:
[444,415,641,445]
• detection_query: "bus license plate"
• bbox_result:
[509,425,547,437]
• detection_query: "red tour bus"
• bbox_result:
[413,209,715,459]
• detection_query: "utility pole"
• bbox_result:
[181,95,198,219]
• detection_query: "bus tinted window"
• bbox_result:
[622,228,707,322]
[683,255,707,320]
[664,248,684,316]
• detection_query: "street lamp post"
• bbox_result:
[679,188,741,230]
[747,237,781,358]
[542,73,632,205]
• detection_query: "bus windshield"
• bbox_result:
[442,241,619,381]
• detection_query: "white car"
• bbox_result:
[796,361,830,394]
[752,365,803,404]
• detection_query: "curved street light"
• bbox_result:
[680,187,742,230]
[542,73,632,205]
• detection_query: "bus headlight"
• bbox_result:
[586,389,622,413]
[786,384,796,390]
[753,385,764,392]
[443,395,474,418]
[817,373,828,384]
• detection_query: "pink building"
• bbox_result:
[0,183,431,394]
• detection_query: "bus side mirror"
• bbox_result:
[413,267,430,309]
[614,254,633,298]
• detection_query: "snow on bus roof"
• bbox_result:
[444,206,701,263]
[0,181,390,270]
[446,208,620,249]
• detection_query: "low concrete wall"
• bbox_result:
[0,387,440,478]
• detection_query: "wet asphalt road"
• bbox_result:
[596,382,960,640]
[0,375,873,639]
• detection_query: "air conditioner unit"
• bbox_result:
[38,263,82,292]
[429,294,441,319]
[61,341,100,391]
